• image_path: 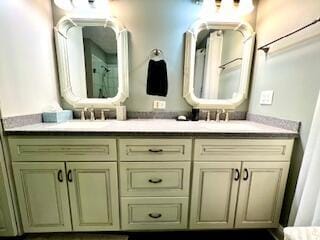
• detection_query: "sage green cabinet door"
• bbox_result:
[67,162,120,231]
[12,162,71,233]
[235,162,289,229]
[0,160,17,236]
[190,162,241,229]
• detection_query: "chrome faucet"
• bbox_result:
[80,108,87,120]
[215,110,222,122]
[100,109,110,120]
[89,108,95,121]
[225,110,230,122]
[206,111,211,121]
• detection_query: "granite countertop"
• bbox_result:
[4,119,298,138]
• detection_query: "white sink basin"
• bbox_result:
[47,121,110,129]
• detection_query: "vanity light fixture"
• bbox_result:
[201,0,217,19]
[54,0,74,11]
[194,0,254,16]
[54,0,110,15]
[238,0,254,15]
[220,0,235,13]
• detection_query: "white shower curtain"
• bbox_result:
[194,49,206,98]
[289,91,320,226]
[201,31,223,99]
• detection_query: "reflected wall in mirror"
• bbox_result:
[194,29,243,100]
[55,17,129,109]
[183,20,255,110]
[67,26,118,99]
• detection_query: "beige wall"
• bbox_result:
[248,0,320,225]
[52,0,257,112]
[0,0,60,118]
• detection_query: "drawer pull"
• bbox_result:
[67,170,73,182]
[148,213,162,219]
[234,169,240,181]
[148,178,163,184]
[148,149,163,153]
[57,170,63,182]
[243,168,249,181]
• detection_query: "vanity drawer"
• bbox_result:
[119,139,192,161]
[8,137,117,162]
[120,162,190,197]
[194,139,294,161]
[121,197,188,230]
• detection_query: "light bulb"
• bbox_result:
[201,0,217,19]
[72,0,89,10]
[220,0,235,13]
[92,0,110,16]
[92,0,108,8]
[238,0,254,15]
[54,0,74,11]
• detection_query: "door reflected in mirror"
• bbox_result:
[67,26,118,99]
[193,29,243,100]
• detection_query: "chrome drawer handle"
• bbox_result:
[148,178,163,184]
[57,170,63,182]
[67,170,73,182]
[234,168,240,181]
[243,168,249,181]
[148,213,162,219]
[148,149,163,153]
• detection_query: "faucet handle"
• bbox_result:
[216,109,222,122]
[77,108,87,121]
[206,110,211,121]
[225,111,229,122]
[100,109,110,120]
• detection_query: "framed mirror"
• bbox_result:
[183,19,255,110]
[55,16,129,109]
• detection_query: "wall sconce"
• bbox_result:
[54,0,74,11]
[201,0,217,19]
[194,0,254,17]
[54,0,110,15]
[238,0,254,16]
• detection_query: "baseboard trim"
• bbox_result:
[269,225,284,240]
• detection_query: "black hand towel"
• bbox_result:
[146,59,168,97]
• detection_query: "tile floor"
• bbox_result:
[18,230,275,240]
[128,230,276,240]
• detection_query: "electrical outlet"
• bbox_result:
[153,100,166,109]
[157,101,166,109]
[153,101,158,109]
[260,90,274,105]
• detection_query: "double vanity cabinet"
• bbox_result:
[7,134,294,233]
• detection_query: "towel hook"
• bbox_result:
[150,48,164,60]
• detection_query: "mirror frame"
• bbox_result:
[54,16,129,109]
[183,19,255,110]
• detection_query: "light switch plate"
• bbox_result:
[153,101,158,109]
[153,100,166,109]
[157,101,166,109]
[260,90,274,105]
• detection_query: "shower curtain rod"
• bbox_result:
[219,57,242,70]
[258,17,320,54]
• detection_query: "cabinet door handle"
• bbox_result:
[148,178,163,184]
[234,169,240,181]
[243,168,249,181]
[148,213,162,219]
[148,149,163,153]
[57,170,63,182]
[67,170,73,182]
